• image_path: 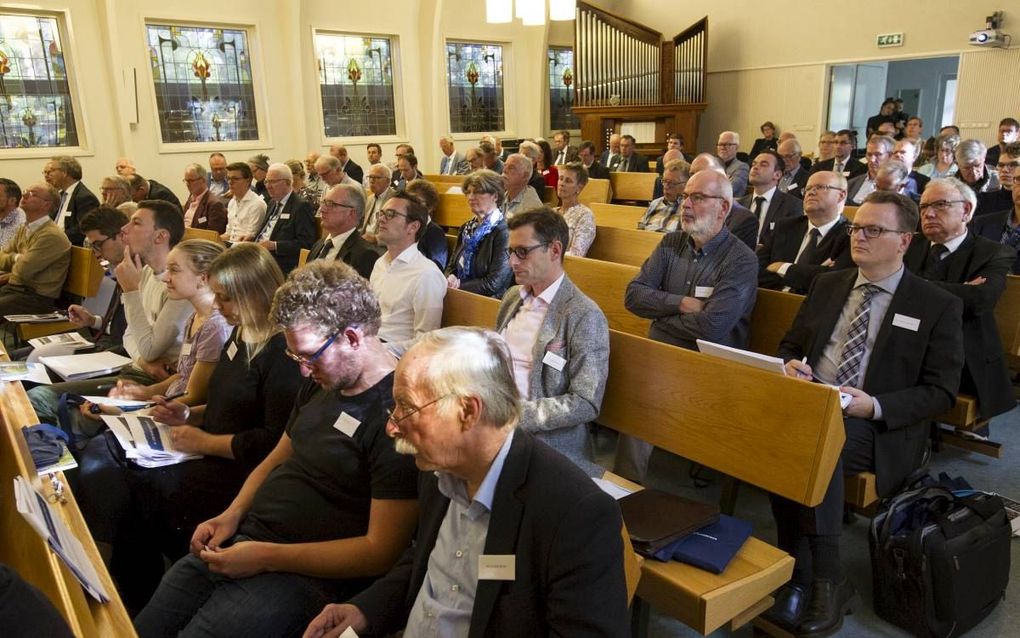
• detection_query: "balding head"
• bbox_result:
[690,152,725,174]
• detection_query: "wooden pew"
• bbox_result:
[17,246,106,341]
[590,202,645,230]
[182,227,224,243]
[579,178,612,206]
[747,289,804,357]
[434,193,473,230]
[423,173,464,184]
[993,274,1020,369]
[843,205,858,222]
[609,172,658,204]
[585,226,662,267]
[563,256,649,336]
[0,345,135,637]
[541,186,557,205]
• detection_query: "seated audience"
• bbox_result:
[437,135,469,175]
[0,183,71,316]
[43,155,99,246]
[445,169,513,298]
[815,130,836,164]
[578,140,610,179]
[403,179,449,271]
[128,174,182,209]
[303,326,627,638]
[134,260,419,638]
[303,152,327,203]
[517,141,549,194]
[739,150,804,245]
[74,243,300,613]
[690,153,758,250]
[536,138,559,188]
[314,155,358,191]
[554,162,596,256]
[866,98,896,138]
[600,132,621,168]
[916,132,960,178]
[65,206,130,349]
[479,140,504,174]
[846,135,895,204]
[552,129,577,165]
[115,157,136,177]
[758,171,853,293]
[985,117,1019,166]
[0,178,26,249]
[369,192,445,356]
[363,144,382,188]
[955,139,1001,194]
[981,141,1020,214]
[501,153,543,219]
[330,144,364,184]
[393,154,424,192]
[308,184,380,279]
[207,152,229,200]
[750,120,780,158]
[361,163,394,244]
[254,162,317,274]
[247,154,270,201]
[639,158,689,233]
[222,161,268,243]
[286,158,321,205]
[777,138,811,198]
[656,133,693,174]
[716,131,749,194]
[614,134,649,173]
[904,116,924,144]
[100,176,133,207]
[811,129,866,178]
[465,146,485,172]
[974,172,1020,273]
[873,160,916,201]
[892,138,929,199]
[182,164,228,234]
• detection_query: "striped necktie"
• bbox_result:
[835,284,880,387]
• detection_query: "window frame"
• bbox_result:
[443,38,514,140]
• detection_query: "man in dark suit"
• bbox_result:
[769,191,964,636]
[738,150,804,245]
[577,141,609,180]
[905,177,1016,420]
[777,138,811,198]
[552,130,577,165]
[810,129,866,179]
[309,183,381,279]
[599,133,621,169]
[758,171,853,293]
[43,155,99,245]
[128,174,182,209]
[302,326,629,638]
[330,144,363,184]
[893,138,929,200]
[845,134,895,204]
[254,162,316,274]
[612,134,648,172]
[181,164,227,234]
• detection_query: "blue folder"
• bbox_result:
[648,514,753,574]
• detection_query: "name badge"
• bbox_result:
[198,217,207,223]
[181,342,193,356]
[542,350,566,371]
[280,213,291,220]
[694,286,714,298]
[478,554,516,580]
[338,628,360,638]
[333,412,361,438]
[841,171,851,177]
[226,341,238,361]
[892,313,920,332]
[769,222,775,230]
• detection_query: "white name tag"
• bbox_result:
[333,412,361,438]
[842,171,851,176]
[181,342,193,356]
[892,313,920,332]
[769,222,775,230]
[478,554,516,580]
[542,350,566,371]
[226,341,238,361]
[338,628,360,638]
[280,213,291,220]
[694,286,714,298]
[198,217,207,223]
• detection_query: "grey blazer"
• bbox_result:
[495,276,609,476]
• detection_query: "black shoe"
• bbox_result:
[760,583,808,631]
[797,577,859,637]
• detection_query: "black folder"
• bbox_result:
[619,489,720,555]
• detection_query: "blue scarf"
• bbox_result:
[456,210,501,280]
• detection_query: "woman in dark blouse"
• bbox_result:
[75,243,302,613]
[445,169,513,298]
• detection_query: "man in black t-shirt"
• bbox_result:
[135,261,419,638]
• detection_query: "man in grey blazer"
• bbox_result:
[437,135,470,175]
[494,208,609,476]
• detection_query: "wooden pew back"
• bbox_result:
[994,274,1020,367]
[843,205,858,222]
[585,226,662,267]
[590,202,645,230]
[748,289,805,357]
[17,246,105,341]
[563,256,650,336]
[579,178,611,206]
[182,227,224,244]
[609,172,657,203]
[423,173,464,184]
[434,193,473,229]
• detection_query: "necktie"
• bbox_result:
[796,228,821,265]
[259,202,280,241]
[923,243,949,281]
[58,191,68,217]
[317,238,334,260]
[835,284,880,388]
[441,157,449,175]
[617,156,627,172]
[751,196,766,220]
[557,151,566,165]
[834,160,843,174]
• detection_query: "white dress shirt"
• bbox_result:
[226,190,268,242]
[369,243,447,356]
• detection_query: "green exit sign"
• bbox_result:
[877,33,904,47]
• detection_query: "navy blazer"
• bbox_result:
[257,192,316,274]
[349,430,629,638]
[756,216,853,293]
[778,268,964,496]
[738,190,804,245]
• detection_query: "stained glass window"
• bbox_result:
[315,33,397,138]
[548,46,578,131]
[146,23,259,144]
[0,12,78,148]
[446,41,504,133]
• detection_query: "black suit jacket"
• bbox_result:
[308,230,381,280]
[778,268,964,496]
[585,162,609,180]
[55,182,99,246]
[417,221,448,272]
[904,232,1016,418]
[738,190,804,245]
[969,208,1020,274]
[350,430,629,638]
[257,192,316,274]
[725,203,758,250]
[810,156,867,178]
[146,180,182,209]
[756,216,853,293]
[342,159,364,184]
[781,166,811,199]
[976,188,1013,216]
[612,153,649,173]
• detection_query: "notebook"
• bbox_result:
[38,351,132,381]
[618,489,720,556]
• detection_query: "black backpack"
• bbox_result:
[869,483,1011,637]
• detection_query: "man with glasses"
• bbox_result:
[777,138,810,198]
[615,169,757,483]
[955,139,1001,195]
[847,135,895,204]
[64,206,130,350]
[309,183,380,279]
[892,138,929,199]
[222,162,268,243]
[811,129,866,179]
[360,163,394,244]
[758,171,853,294]
[42,155,99,246]
[181,163,227,234]
[500,154,543,219]
[984,117,1019,167]
[904,177,1015,423]
[770,191,963,636]
[491,208,609,475]
[254,163,316,274]
[369,193,445,357]
[716,131,749,195]
[0,182,70,317]
[639,158,689,232]
[135,260,419,638]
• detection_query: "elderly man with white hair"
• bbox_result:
[501,154,543,219]
[253,162,316,274]
[437,135,469,175]
[956,138,1001,194]
[716,131,749,195]
[361,162,394,244]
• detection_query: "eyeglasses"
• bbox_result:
[320,199,356,212]
[379,209,408,221]
[387,393,452,426]
[264,177,288,186]
[997,161,1019,170]
[803,184,845,194]
[368,175,390,181]
[88,236,112,253]
[716,142,738,148]
[919,199,967,213]
[661,179,687,188]
[680,192,725,204]
[506,243,548,259]
[846,224,911,238]
[183,176,205,183]
[285,332,339,366]
[226,176,249,183]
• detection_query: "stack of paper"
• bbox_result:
[3,311,69,323]
[29,332,94,351]
[38,351,132,381]
[13,476,110,602]
[101,414,202,468]
[0,361,53,385]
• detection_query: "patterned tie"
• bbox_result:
[835,284,880,387]
[922,244,949,281]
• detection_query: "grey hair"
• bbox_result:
[720,131,740,144]
[271,260,381,337]
[507,153,533,175]
[518,141,541,162]
[927,176,977,212]
[462,169,506,207]
[868,135,896,153]
[185,163,208,179]
[663,159,692,178]
[699,168,734,205]
[410,326,520,428]
[369,163,392,180]
[877,159,909,184]
[331,183,366,222]
[955,139,987,166]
